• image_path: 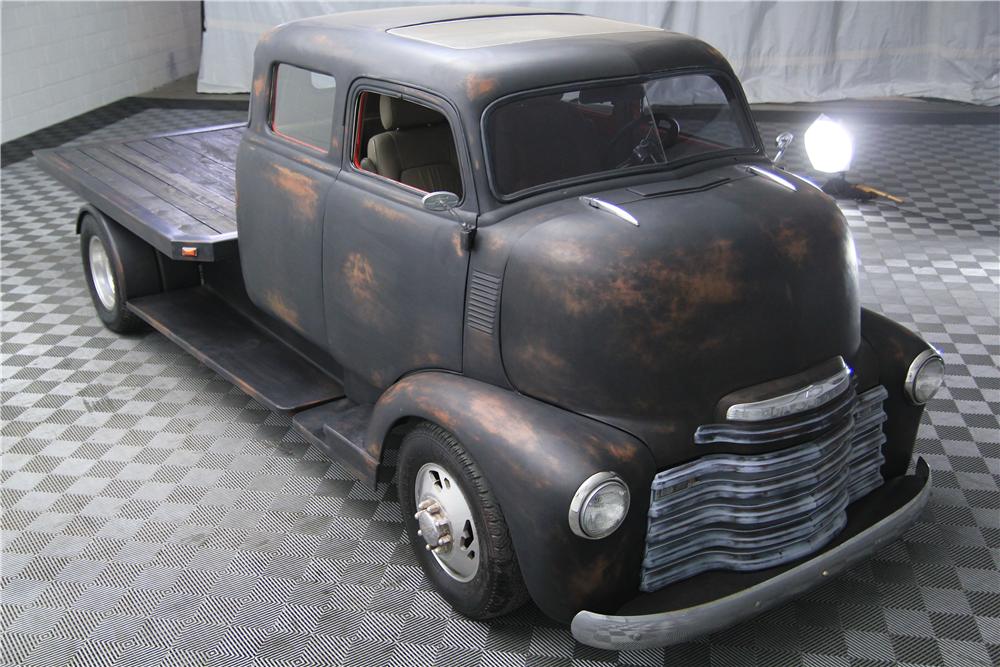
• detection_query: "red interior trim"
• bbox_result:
[353,92,368,168]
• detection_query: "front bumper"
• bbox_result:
[571,459,930,650]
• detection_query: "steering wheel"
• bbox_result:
[604,112,680,169]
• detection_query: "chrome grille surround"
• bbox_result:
[640,385,888,593]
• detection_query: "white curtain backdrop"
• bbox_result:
[197,1,999,105]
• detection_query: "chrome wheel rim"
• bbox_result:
[414,462,481,582]
[88,236,116,311]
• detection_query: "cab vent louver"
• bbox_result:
[467,271,501,335]
[640,385,888,592]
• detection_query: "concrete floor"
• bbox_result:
[138,74,249,104]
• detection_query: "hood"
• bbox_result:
[499,166,860,466]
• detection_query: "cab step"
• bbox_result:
[292,399,377,483]
[127,286,345,412]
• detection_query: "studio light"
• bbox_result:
[804,114,853,174]
[802,114,902,203]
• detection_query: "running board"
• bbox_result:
[127,287,344,412]
[292,399,377,483]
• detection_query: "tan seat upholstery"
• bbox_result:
[364,97,462,196]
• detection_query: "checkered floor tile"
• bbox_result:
[1,107,998,667]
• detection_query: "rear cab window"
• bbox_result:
[485,72,758,198]
[271,64,337,152]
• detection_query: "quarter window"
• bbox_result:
[271,64,337,151]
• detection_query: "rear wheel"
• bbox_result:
[398,422,529,619]
[80,213,159,333]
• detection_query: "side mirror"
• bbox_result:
[773,131,794,165]
[421,191,459,212]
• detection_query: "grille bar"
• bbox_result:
[640,385,888,592]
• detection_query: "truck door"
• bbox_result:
[237,63,339,347]
[323,84,473,398]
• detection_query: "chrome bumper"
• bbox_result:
[571,459,930,650]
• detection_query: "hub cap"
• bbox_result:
[88,236,116,311]
[414,463,480,582]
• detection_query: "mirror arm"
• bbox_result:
[773,131,794,166]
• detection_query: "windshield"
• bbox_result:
[486,73,757,197]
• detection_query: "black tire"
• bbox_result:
[80,212,159,333]
[399,422,529,619]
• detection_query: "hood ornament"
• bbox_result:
[579,196,639,227]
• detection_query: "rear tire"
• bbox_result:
[399,422,529,619]
[80,212,159,333]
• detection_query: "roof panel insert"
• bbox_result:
[388,14,661,49]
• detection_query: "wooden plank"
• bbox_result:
[142,137,238,194]
[211,127,246,151]
[123,139,237,202]
[103,142,237,217]
[36,149,181,257]
[56,149,216,241]
[128,286,345,412]
[196,129,246,163]
[79,146,236,235]
[168,132,237,169]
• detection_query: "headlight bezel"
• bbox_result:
[568,471,630,540]
[904,348,945,405]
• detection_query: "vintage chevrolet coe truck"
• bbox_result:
[36,5,945,650]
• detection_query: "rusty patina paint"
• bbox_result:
[768,219,811,266]
[262,289,301,329]
[252,74,267,98]
[343,252,377,303]
[499,169,861,469]
[267,164,319,220]
[540,238,739,328]
[341,251,394,333]
[361,198,408,224]
[463,73,499,100]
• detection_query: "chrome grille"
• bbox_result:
[640,385,888,592]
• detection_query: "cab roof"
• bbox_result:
[257,4,734,109]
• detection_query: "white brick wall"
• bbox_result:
[1,1,202,142]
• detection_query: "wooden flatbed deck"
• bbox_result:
[35,124,244,262]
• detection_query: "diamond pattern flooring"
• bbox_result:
[1,107,998,666]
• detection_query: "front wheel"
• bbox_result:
[398,422,528,619]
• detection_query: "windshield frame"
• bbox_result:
[481,68,764,202]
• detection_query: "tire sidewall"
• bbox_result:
[398,428,497,617]
[80,215,127,330]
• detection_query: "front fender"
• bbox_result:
[860,308,937,478]
[366,372,657,622]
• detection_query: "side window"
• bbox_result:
[271,64,336,151]
[352,91,463,199]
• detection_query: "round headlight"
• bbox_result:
[905,349,945,404]
[568,472,630,539]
